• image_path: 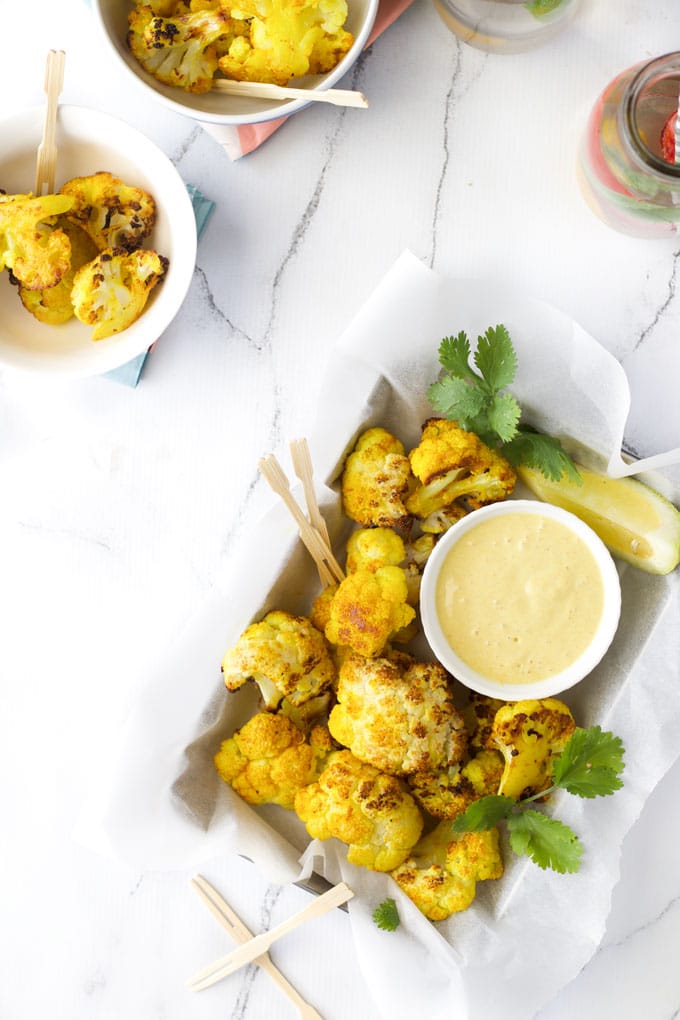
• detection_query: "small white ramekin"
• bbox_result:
[420,499,622,701]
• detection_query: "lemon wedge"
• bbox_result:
[516,464,680,575]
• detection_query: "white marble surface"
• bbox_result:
[2,1,680,1018]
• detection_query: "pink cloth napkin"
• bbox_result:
[202,0,414,159]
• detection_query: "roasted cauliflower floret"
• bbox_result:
[406,418,516,533]
[70,247,168,341]
[218,0,352,86]
[294,750,423,871]
[463,692,507,752]
[402,532,435,605]
[408,749,504,820]
[17,220,98,325]
[323,567,415,658]
[222,610,336,711]
[345,527,406,574]
[492,698,576,800]
[391,822,503,921]
[0,192,74,290]
[60,172,156,251]
[128,4,233,92]
[214,713,333,809]
[341,427,414,535]
[328,654,467,776]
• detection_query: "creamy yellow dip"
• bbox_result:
[434,512,605,684]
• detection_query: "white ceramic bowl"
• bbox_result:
[0,104,197,378]
[420,499,622,701]
[92,0,379,126]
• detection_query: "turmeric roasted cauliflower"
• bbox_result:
[71,247,168,340]
[0,192,74,291]
[341,427,414,535]
[323,566,415,658]
[294,749,423,871]
[408,749,504,820]
[214,712,333,809]
[128,5,235,92]
[345,527,406,575]
[406,418,516,533]
[328,654,468,776]
[222,610,336,710]
[60,172,156,251]
[463,692,507,752]
[17,220,98,325]
[392,822,503,921]
[491,698,575,800]
[218,0,352,86]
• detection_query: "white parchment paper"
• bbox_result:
[79,251,680,1020]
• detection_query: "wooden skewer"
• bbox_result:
[187,882,354,992]
[190,876,323,1019]
[259,454,344,587]
[34,49,65,196]
[212,78,368,109]
[289,438,333,554]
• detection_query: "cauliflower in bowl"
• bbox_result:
[126,0,354,92]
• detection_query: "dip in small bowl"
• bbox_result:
[420,499,621,701]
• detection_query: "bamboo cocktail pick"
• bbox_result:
[289,438,333,552]
[213,78,368,108]
[34,49,65,196]
[187,881,354,992]
[259,452,345,587]
[190,876,323,1019]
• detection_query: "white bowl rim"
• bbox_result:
[420,499,622,701]
[0,103,197,379]
[91,0,380,126]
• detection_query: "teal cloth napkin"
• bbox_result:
[104,184,215,386]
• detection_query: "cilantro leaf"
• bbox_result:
[507,810,583,873]
[427,375,488,423]
[525,0,564,17]
[451,794,516,833]
[486,391,522,443]
[437,332,476,379]
[474,325,518,393]
[503,428,582,484]
[372,897,400,932]
[552,726,625,798]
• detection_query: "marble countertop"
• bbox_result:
[2,1,680,1018]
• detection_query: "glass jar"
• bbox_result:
[578,53,680,238]
[432,0,580,54]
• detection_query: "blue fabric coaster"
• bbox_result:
[104,184,215,386]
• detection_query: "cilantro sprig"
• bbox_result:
[372,897,400,932]
[452,726,625,874]
[427,325,581,484]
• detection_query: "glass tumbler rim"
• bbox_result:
[623,50,680,180]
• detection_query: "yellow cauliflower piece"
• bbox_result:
[309,583,337,634]
[18,220,98,325]
[345,527,406,574]
[392,822,503,921]
[408,749,504,820]
[222,609,336,710]
[341,427,414,536]
[294,750,423,872]
[214,713,333,809]
[128,4,234,92]
[328,654,468,776]
[60,172,156,251]
[402,532,435,605]
[0,192,74,290]
[324,567,415,658]
[492,698,576,800]
[462,692,507,752]
[219,0,352,86]
[71,247,168,341]
[406,418,516,533]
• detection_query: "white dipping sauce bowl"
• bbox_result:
[420,499,622,701]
